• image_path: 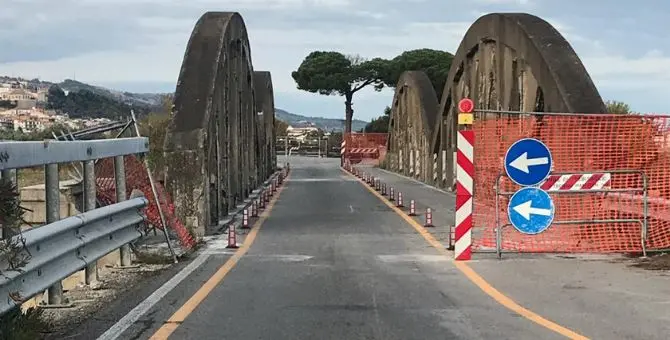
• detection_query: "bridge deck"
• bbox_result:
[52,156,670,340]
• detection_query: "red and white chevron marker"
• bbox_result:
[347,148,378,154]
[539,173,611,191]
[455,98,475,261]
[455,130,474,261]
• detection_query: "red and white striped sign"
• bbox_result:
[455,130,474,261]
[340,141,346,154]
[539,173,611,191]
[347,148,378,154]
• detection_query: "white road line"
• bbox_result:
[95,253,212,340]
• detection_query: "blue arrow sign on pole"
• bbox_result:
[504,138,553,186]
[508,187,555,235]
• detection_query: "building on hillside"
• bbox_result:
[0,108,59,133]
[287,123,319,137]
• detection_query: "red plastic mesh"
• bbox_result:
[472,114,670,253]
[95,155,196,250]
[344,133,388,166]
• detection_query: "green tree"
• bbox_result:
[138,113,171,174]
[275,119,289,136]
[364,106,391,133]
[380,49,454,101]
[291,51,387,133]
[292,49,453,132]
[606,100,631,114]
[0,178,48,339]
[46,85,66,110]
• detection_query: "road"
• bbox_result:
[91,156,564,340]
[43,156,670,340]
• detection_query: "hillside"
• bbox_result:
[2,76,368,129]
[275,108,368,132]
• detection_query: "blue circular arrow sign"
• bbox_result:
[504,138,553,186]
[508,187,555,235]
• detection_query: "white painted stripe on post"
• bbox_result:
[455,197,472,227]
[456,164,473,193]
[441,150,447,181]
[457,132,473,160]
[454,229,472,255]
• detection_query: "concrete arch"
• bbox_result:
[430,12,606,190]
[163,12,275,236]
[385,71,439,183]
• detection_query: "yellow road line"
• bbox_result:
[149,175,289,340]
[345,168,589,340]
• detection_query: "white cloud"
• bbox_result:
[0,0,668,116]
[471,0,531,4]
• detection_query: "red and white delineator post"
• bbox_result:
[252,200,258,217]
[389,187,395,201]
[397,192,404,207]
[455,98,475,261]
[226,225,238,249]
[409,200,416,216]
[424,208,434,228]
[260,190,266,209]
[241,208,250,229]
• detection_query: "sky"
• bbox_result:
[1,0,669,122]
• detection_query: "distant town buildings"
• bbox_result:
[286,121,320,142]
[0,78,114,134]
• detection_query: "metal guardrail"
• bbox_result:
[0,197,148,315]
[0,138,148,170]
[0,137,150,315]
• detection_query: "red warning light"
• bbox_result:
[458,98,474,113]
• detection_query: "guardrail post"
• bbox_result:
[45,163,65,305]
[83,160,98,284]
[115,155,132,267]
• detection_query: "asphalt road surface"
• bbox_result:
[89,157,576,340]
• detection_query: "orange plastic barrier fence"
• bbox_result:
[94,156,196,250]
[343,133,388,165]
[473,113,670,254]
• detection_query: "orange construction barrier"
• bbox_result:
[472,112,670,254]
[343,133,388,165]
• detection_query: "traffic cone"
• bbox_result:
[241,208,250,229]
[409,200,416,216]
[397,192,404,207]
[252,200,258,217]
[226,225,239,248]
[425,208,434,228]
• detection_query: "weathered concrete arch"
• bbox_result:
[385,71,439,183]
[429,12,606,190]
[163,12,275,237]
[254,71,277,179]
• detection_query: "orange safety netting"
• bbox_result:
[94,156,196,250]
[343,133,388,165]
[472,114,670,253]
